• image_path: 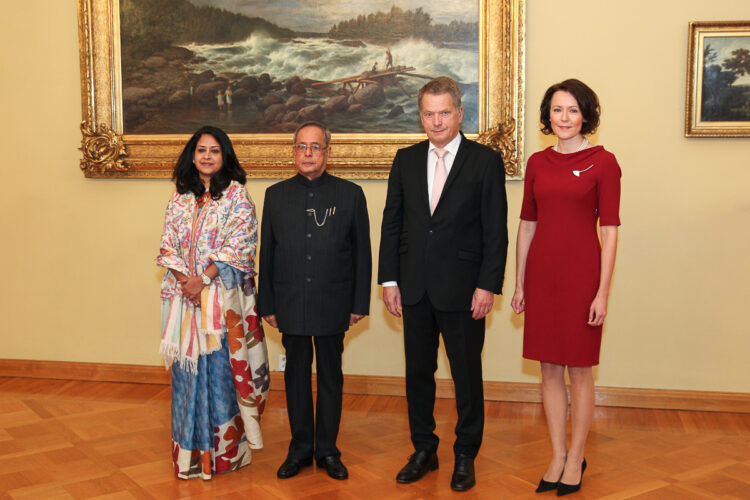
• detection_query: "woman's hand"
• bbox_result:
[181,276,204,306]
[587,294,608,326]
[511,287,525,314]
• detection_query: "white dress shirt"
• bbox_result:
[426,132,462,205]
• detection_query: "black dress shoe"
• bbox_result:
[277,456,313,479]
[396,450,439,483]
[450,454,476,492]
[557,458,586,496]
[317,455,348,480]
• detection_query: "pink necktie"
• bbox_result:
[430,148,447,214]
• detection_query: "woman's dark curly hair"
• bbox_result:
[540,79,600,136]
[172,126,246,199]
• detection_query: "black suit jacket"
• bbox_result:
[378,134,508,311]
[258,172,372,336]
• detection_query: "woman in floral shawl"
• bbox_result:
[157,125,269,480]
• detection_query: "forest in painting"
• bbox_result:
[701,36,750,122]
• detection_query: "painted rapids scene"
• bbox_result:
[119,0,479,134]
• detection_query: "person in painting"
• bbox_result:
[225,84,233,112]
[511,79,621,496]
[258,121,371,481]
[157,125,270,480]
[385,47,393,70]
[217,89,225,112]
[378,76,508,492]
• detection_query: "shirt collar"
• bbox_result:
[429,132,462,157]
[294,170,328,187]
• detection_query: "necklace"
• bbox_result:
[554,137,588,153]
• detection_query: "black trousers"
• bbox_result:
[281,333,345,461]
[403,293,485,458]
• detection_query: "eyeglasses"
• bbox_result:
[295,143,328,154]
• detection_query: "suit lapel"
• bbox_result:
[413,141,430,213]
[442,133,469,197]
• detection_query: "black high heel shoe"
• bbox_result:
[535,473,562,493]
[536,457,566,493]
[557,458,586,496]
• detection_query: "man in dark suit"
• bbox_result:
[379,77,508,491]
[258,121,371,480]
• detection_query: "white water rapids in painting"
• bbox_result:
[183,33,480,133]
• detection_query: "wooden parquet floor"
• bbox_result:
[2,377,750,499]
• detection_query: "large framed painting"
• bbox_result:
[686,21,750,137]
[78,0,525,178]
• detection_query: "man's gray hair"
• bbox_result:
[418,76,462,110]
[293,121,331,147]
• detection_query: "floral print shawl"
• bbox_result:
[157,180,264,373]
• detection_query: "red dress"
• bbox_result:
[520,146,621,366]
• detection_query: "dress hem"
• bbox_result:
[522,354,599,368]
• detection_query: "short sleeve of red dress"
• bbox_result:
[597,153,622,226]
[520,154,538,221]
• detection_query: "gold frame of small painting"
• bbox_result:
[685,21,750,137]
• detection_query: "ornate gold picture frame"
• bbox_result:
[77,0,525,178]
[685,21,750,138]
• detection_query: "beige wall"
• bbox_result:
[2,1,749,393]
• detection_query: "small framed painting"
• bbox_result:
[686,21,750,137]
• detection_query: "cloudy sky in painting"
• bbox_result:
[189,0,477,33]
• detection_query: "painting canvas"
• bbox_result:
[700,36,750,122]
[120,0,480,135]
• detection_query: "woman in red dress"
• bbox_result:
[511,79,621,496]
